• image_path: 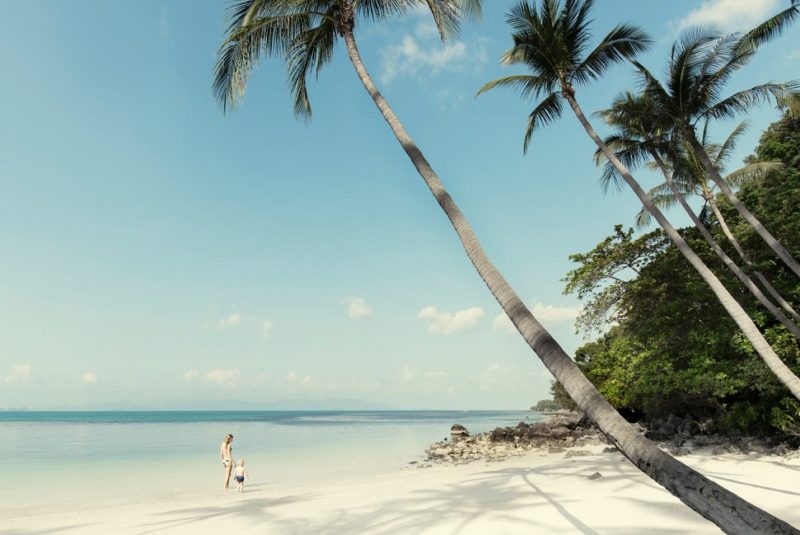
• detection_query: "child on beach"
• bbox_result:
[233,459,249,493]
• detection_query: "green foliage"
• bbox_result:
[531,399,561,411]
[558,111,800,436]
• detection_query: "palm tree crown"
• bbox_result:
[631,0,800,135]
[477,0,651,151]
[214,0,481,118]
[634,122,780,228]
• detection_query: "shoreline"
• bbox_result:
[5,443,800,534]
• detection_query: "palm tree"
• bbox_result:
[634,119,800,325]
[594,94,800,336]
[215,1,797,532]
[632,3,800,278]
[479,0,800,401]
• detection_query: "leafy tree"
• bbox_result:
[595,93,800,337]
[479,0,800,405]
[632,2,800,277]
[565,109,800,438]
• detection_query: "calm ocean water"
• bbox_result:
[0,410,540,512]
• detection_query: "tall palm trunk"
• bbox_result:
[563,91,800,404]
[707,198,800,323]
[650,157,800,338]
[342,28,799,534]
[683,125,800,279]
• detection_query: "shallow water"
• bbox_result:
[0,410,541,512]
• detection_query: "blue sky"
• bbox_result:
[1,0,798,410]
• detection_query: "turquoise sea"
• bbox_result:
[0,410,540,514]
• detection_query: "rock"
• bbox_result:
[711,445,730,456]
[548,447,566,454]
[602,446,619,454]
[565,449,591,458]
[490,428,509,442]
[773,443,792,456]
[587,472,603,480]
[669,446,691,457]
[451,424,470,441]
[549,426,571,439]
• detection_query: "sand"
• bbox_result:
[3,445,799,534]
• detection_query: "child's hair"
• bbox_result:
[237,459,245,466]
[225,434,234,443]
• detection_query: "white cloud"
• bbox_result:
[423,371,448,380]
[4,364,31,383]
[219,313,242,329]
[493,303,581,335]
[345,297,373,319]
[260,320,273,339]
[183,370,199,381]
[675,0,779,31]
[380,34,487,84]
[417,306,484,334]
[287,371,312,386]
[81,372,98,384]
[492,313,517,335]
[401,366,415,382]
[415,19,439,39]
[206,368,239,388]
[531,302,582,324]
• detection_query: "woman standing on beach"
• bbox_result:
[220,434,234,489]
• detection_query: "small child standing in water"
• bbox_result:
[233,459,249,493]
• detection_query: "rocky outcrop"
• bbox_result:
[424,411,607,465]
[419,411,800,467]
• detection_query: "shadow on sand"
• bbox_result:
[133,455,703,534]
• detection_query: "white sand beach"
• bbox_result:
[4,445,799,535]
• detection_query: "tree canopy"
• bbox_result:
[561,109,800,436]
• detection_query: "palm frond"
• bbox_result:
[214,7,313,112]
[457,0,483,21]
[704,80,800,120]
[286,13,337,120]
[598,161,625,194]
[574,24,652,84]
[725,161,783,189]
[735,1,800,55]
[523,91,563,152]
[421,0,461,40]
[476,74,553,99]
[666,29,719,115]
[635,187,680,229]
[356,0,413,22]
[714,120,749,167]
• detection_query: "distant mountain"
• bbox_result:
[43,398,395,411]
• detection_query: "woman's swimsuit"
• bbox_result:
[222,443,232,467]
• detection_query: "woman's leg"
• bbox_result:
[223,463,232,489]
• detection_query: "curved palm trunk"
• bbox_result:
[650,158,800,338]
[342,29,798,535]
[683,125,800,279]
[563,92,800,404]
[707,198,800,324]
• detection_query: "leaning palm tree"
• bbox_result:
[215,1,797,532]
[595,94,800,336]
[633,119,800,325]
[633,2,800,278]
[479,0,800,402]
